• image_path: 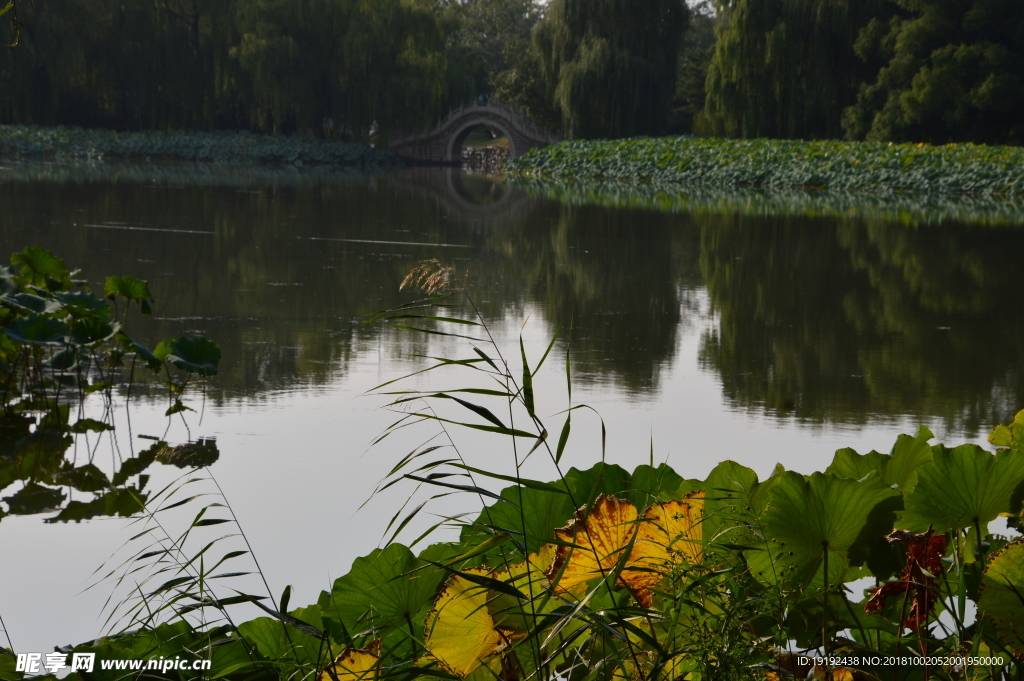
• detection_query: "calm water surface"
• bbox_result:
[2,163,1022,653]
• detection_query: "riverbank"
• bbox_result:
[0,125,398,167]
[506,135,1024,195]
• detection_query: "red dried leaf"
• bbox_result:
[864,529,947,630]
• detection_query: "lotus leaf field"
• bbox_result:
[505,136,1024,196]
[0,125,398,167]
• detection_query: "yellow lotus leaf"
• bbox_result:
[424,570,505,677]
[637,493,704,568]
[547,494,662,605]
[488,544,558,632]
[491,543,556,595]
[319,642,380,681]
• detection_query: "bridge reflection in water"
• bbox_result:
[389,167,533,227]
[390,100,562,164]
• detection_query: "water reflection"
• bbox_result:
[697,215,1024,435]
[1,165,1021,434]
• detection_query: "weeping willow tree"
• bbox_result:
[0,0,471,137]
[0,0,248,130]
[232,0,463,139]
[702,0,890,139]
[533,0,688,139]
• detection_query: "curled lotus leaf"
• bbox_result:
[319,642,381,681]
[165,337,221,376]
[70,317,120,347]
[424,570,506,677]
[989,408,1024,452]
[1,292,64,315]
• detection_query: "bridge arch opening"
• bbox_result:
[447,119,518,161]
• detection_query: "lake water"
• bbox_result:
[2,163,1022,654]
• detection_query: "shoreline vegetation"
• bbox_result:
[506,177,1024,226]
[0,125,398,167]
[506,136,1024,196]
[3,253,1024,679]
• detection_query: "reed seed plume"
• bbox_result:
[400,259,456,294]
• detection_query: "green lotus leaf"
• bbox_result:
[624,463,688,509]
[119,334,164,372]
[701,460,765,549]
[318,544,446,657]
[70,317,120,347]
[978,539,1024,654]
[1,292,64,315]
[884,426,934,493]
[565,462,631,506]
[166,337,221,376]
[989,408,1024,452]
[10,247,70,289]
[3,315,70,345]
[755,470,900,588]
[237,605,328,668]
[468,481,574,554]
[54,290,111,319]
[104,275,153,307]
[826,448,889,482]
[45,347,80,372]
[899,445,1024,559]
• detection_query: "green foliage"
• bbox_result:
[666,0,717,134]
[703,0,890,140]
[508,175,1024,225]
[451,0,541,92]
[506,135,1024,194]
[533,0,689,138]
[843,0,1024,145]
[0,0,474,138]
[0,125,398,166]
[232,0,457,140]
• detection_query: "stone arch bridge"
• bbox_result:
[390,100,561,164]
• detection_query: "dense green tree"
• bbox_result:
[492,45,563,132]
[0,0,247,130]
[842,0,1024,145]
[533,0,689,139]
[667,0,716,133]
[0,0,474,136]
[233,0,458,139]
[703,0,890,140]
[451,0,540,90]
